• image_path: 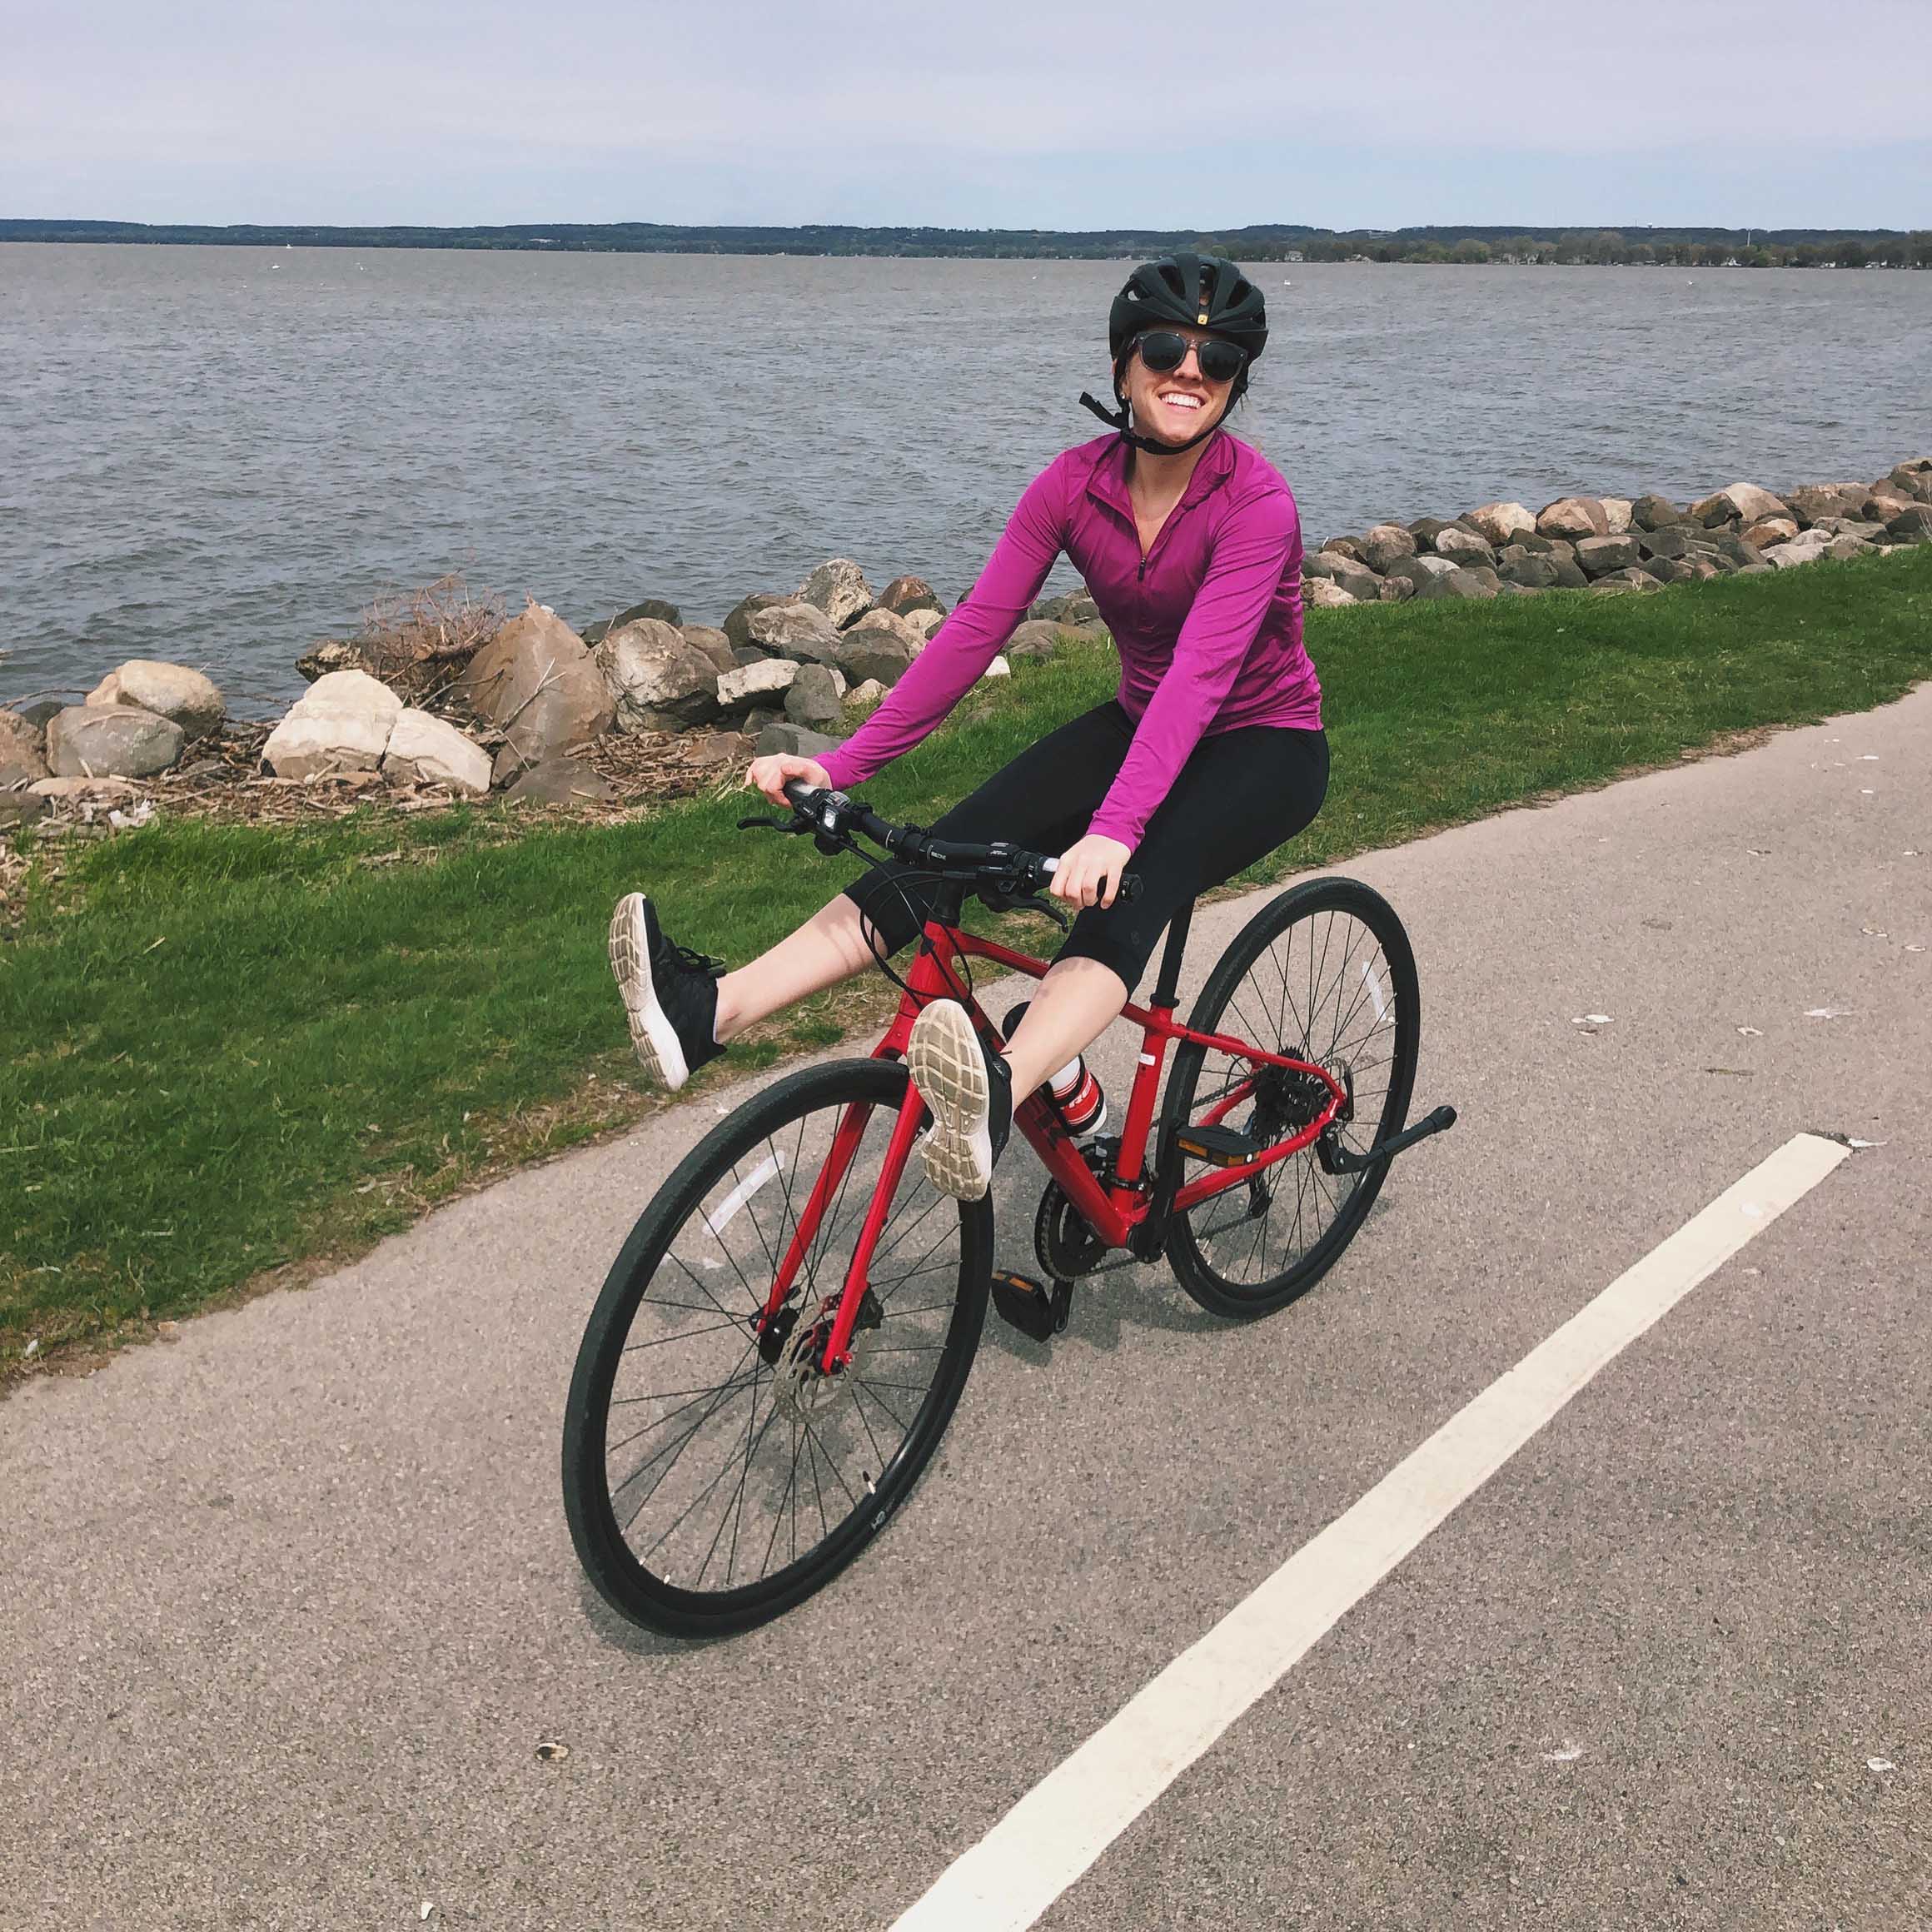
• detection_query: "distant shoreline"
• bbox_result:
[2,218,1927,268]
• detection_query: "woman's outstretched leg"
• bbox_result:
[610,892,881,1091]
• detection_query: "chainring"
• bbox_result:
[1033,1179,1108,1281]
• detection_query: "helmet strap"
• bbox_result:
[1077,388,1226,458]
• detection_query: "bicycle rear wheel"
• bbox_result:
[563,1058,991,1636]
[1163,876,1420,1319]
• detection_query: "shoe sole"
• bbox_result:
[908,1000,993,1201]
[609,893,690,1091]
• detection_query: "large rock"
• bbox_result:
[1536,496,1610,541]
[833,608,923,687]
[1742,516,1800,548]
[1382,554,1461,593]
[904,607,949,643]
[680,625,736,675]
[1630,493,1688,531]
[379,708,491,794]
[2,708,47,766]
[716,658,799,713]
[1886,505,1932,544]
[295,639,372,683]
[784,663,849,729]
[1432,525,1496,565]
[1406,516,1456,550]
[1496,546,1561,590]
[504,758,620,807]
[453,603,615,771]
[595,618,720,731]
[846,679,887,713]
[798,558,874,630]
[1302,551,1385,601]
[1319,536,1367,564]
[1636,525,1708,562]
[581,598,681,647]
[1005,619,1072,663]
[1464,501,1535,545]
[1303,578,1359,608]
[877,575,945,618]
[747,600,844,665]
[1590,567,1664,594]
[1032,590,1101,627]
[754,723,843,759]
[723,592,800,653]
[1783,484,1865,528]
[1769,534,1831,570]
[46,704,184,779]
[261,668,401,779]
[1706,530,1768,570]
[1690,483,1788,527]
[83,660,226,740]
[1574,534,1643,577]
[1359,524,1417,573]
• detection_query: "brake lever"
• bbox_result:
[986,891,1071,932]
[735,812,807,833]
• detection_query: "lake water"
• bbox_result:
[2,246,1928,713]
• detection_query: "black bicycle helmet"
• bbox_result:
[1080,253,1268,454]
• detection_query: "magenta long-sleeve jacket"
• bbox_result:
[817,430,1323,852]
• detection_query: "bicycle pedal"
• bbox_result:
[989,1270,1071,1342]
[1173,1123,1262,1168]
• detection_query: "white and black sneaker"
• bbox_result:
[907,999,1013,1201]
[608,893,725,1091]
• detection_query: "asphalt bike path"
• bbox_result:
[5,690,1927,1929]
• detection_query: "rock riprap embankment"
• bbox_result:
[4,459,1927,829]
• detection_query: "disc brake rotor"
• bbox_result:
[769,1289,883,1418]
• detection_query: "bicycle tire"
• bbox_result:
[1163,876,1421,1319]
[563,1058,991,1636]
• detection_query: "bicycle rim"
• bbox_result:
[1164,877,1420,1316]
[564,1058,990,1636]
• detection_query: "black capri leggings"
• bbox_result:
[844,701,1329,992]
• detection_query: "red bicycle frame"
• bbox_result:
[759,899,1345,1370]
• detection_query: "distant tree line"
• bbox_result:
[2,218,1927,266]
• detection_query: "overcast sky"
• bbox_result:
[6,0,1929,230]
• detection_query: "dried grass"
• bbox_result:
[301,573,505,706]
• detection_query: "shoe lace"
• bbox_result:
[671,943,725,979]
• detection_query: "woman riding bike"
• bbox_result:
[610,253,1329,1235]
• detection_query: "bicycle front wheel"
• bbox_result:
[563,1058,991,1637]
[1163,876,1421,1319]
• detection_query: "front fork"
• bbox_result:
[756,1077,928,1376]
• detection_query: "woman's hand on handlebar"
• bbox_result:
[746,753,830,807]
[1050,833,1133,910]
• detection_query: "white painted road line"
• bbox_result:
[891,1132,1851,1932]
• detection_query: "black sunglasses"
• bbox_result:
[1132,330,1247,384]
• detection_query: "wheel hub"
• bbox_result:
[767,1288,883,1418]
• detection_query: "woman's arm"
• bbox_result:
[816,464,1066,792]
[1085,485,1300,853]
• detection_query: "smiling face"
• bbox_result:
[1118,326,1237,446]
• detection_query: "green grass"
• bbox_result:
[6,548,1931,1369]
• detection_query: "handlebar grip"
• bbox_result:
[781,778,823,806]
[1038,858,1143,902]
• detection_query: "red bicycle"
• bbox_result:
[563,782,1455,1636]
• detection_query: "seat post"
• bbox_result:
[1148,899,1194,1010]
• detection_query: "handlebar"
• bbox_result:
[764,779,1143,905]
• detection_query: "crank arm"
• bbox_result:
[1320,1104,1457,1176]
